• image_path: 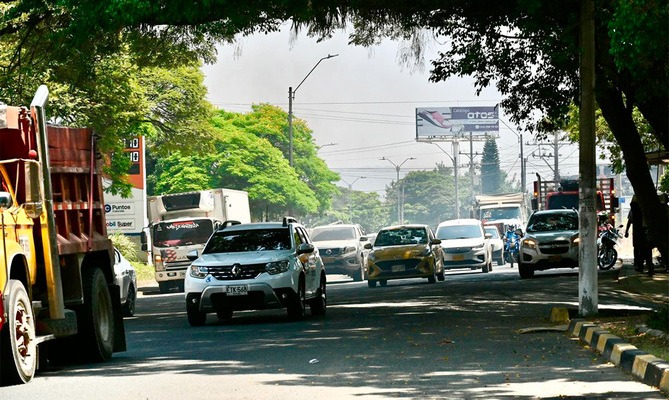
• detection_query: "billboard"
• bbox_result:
[104,136,147,236]
[416,106,499,139]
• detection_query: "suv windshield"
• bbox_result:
[375,227,427,246]
[203,228,292,253]
[436,224,482,240]
[153,220,214,247]
[311,226,356,241]
[526,212,579,233]
[482,207,520,220]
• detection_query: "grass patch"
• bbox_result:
[131,261,155,283]
[589,312,669,362]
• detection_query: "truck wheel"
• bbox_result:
[0,280,37,385]
[158,282,170,294]
[79,267,115,362]
[122,283,136,317]
[287,279,306,320]
[309,274,327,316]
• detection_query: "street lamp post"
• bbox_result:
[342,176,366,221]
[316,142,337,153]
[381,157,416,224]
[433,142,460,218]
[341,176,366,190]
[288,54,339,167]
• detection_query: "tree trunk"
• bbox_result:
[596,85,669,264]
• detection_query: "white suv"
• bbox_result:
[310,223,369,281]
[435,219,493,273]
[184,217,326,326]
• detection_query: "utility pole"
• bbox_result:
[579,0,598,317]
[433,142,460,218]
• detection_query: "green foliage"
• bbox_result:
[109,232,140,262]
[312,187,389,233]
[647,305,669,332]
[387,164,456,226]
[481,138,503,194]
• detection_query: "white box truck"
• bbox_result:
[142,188,250,293]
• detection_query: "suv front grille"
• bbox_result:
[208,263,267,280]
[320,248,341,256]
[538,240,571,255]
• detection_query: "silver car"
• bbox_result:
[114,247,137,317]
[518,209,580,278]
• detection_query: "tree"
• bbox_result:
[308,188,389,233]
[387,164,456,226]
[481,138,503,194]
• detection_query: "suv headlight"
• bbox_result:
[522,238,537,249]
[266,260,290,275]
[341,246,356,255]
[189,264,209,279]
[472,243,484,249]
[572,237,580,246]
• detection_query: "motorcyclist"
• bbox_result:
[504,225,520,267]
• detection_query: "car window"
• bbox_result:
[296,226,310,244]
[526,213,578,233]
[311,226,356,241]
[484,228,500,239]
[203,228,292,253]
[375,227,427,246]
[436,224,483,240]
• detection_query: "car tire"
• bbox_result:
[368,280,377,288]
[482,263,490,273]
[352,258,365,282]
[497,257,505,266]
[287,279,306,320]
[379,280,387,287]
[518,261,534,279]
[437,267,445,281]
[309,274,327,316]
[122,283,136,317]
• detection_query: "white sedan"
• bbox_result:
[114,247,137,317]
[484,225,505,266]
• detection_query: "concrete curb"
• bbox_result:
[568,319,669,394]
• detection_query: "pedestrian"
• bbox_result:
[624,196,654,276]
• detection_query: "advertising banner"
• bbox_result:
[416,106,499,139]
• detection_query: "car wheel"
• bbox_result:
[309,274,327,316]
[518,261,534,279]
[352,257,365,282]
[367,280,377,288]
[0,280,37,384]
[216,309,233,321]
[187,304,207,326]
[287,279,306,320]
[497,257,505,266]
[379,280,388,287]
[437,265,445,281]
[122,283,136,317]
[482,263,489,273]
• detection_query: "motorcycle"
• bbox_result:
[504,230,520,268]
[597,224,623,270]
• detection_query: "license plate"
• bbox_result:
[226,285,249,296]
[391,265,405,273]
[548,255,562,263]
[452,254,465,261]
[321,256,335,263]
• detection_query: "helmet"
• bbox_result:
[507,225,515,232]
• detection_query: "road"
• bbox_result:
[1,267,665,399]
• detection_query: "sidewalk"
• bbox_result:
[614,259,669,306]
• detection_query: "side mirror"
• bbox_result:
[430,238,442,245]
[0,192,11,209]
[484,233,492,239]
[297,243,315,255]
[515,228,523,236]
[364,242,373,250]
[186,249,199,261]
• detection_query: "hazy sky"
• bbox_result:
[202,26,580,195]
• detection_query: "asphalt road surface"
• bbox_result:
[1,266,665,399]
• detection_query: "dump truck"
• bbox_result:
[142,189,250,293]
[473,192,529,232]
[0,86,125,385]
[531,175,619,225]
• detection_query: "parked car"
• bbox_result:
[113,247,137,317]
[310,223,369,281]
[518,209,580,279]
[484,225,505,265]
[435,219,493,273]
[183,217,327,326]
[364,224,444,287]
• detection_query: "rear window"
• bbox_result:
[526,212,578,233]
[484,227,500,239]
[547,192,604,211]
[203,228,292,253]
[436,224,483,240]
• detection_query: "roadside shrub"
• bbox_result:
[109,232,140,262]
[647,305,669,331]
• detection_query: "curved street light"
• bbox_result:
[288,54,339,167]
[380,157,416,224]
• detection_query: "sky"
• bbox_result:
[201,26,581,196]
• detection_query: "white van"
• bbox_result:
[435,219,493,273]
